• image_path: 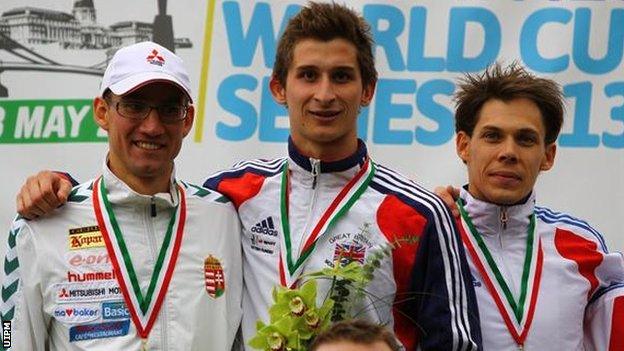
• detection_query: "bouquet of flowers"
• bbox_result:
[248,247,391,351]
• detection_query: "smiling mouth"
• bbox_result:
[308,110,341,119]
[134,141,163,150]
[490,172,521,181]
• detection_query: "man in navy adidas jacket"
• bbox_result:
[13,3,481,350]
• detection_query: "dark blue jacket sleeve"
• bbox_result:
[411,204,482,350]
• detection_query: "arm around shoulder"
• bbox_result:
[16,170,74,219]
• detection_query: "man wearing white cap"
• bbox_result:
[0,41,243,350]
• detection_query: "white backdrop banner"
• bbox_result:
[0,0,622,257]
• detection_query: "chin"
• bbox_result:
[487,192,526,206]
[132,164,167,178]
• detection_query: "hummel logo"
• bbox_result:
[146,49,165,66]
[251,216,278,236]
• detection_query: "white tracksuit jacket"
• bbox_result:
[1,164,243,350]
[205,139,482,350]
[457,188,624,350]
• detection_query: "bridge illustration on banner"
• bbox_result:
[0,0,178,98]
[0,32,106,97]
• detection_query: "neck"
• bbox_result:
[466,184,532,207]
[107,160,172,196]
[291,136,358,162]
[121,175,171,196]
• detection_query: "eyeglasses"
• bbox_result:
[111,99,189,123]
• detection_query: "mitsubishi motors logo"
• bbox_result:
[58,288,70,298]
[146,49,165,66]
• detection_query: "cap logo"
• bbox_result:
[146,49,165,66]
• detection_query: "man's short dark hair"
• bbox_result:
[309,319,401,351]
[272,1,377,88]
[454,62,564,144]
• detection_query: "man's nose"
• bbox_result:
[498,138,519,163]
[138,107,166,135]
[314,76,337,104]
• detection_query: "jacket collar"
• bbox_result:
[101,157,179,209]
[459,186,535,237]
[287,136,368,173]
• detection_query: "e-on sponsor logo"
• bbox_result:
[66,251,110,268]
[102,301,130,320]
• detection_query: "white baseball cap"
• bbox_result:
[100,41,193,102]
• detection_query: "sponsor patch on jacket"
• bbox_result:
[66,270,117,283]
[102,301,130,320]
[250,217,278,254]
[68,226,105,250]
[204,255,225,298]
[55,281,123,303]
[65,251,111,269]
[69,320,130,342]
[250,234,277,255]
[53,304,100,324]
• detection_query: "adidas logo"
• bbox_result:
[250,216,278,236]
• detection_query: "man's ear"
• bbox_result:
[269,75,287,105]
[93,97,110,131]
[540,142,557,171]
[360,81,376,107]
[456,131,471,164]
[182,105,195,137]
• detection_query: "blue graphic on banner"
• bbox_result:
[69,320,130,342]
[214,2,624,149]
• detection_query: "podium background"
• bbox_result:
[0,0,622,265]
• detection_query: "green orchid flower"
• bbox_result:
[248,317,301,351]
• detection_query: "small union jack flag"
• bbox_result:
[333,242,366,266]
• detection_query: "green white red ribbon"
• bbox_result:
[92,177,186,339]
[457,199,542,349]
[278,158,375,287]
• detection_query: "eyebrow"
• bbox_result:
[122,95,183,104]
[294,65,357,72]
[480,125,540,135]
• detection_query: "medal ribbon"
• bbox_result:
[457,199,542,348]
[278,158,375,287]
[92,177,186,339]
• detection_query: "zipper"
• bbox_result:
[500,206,508,230]
[498,206,508,249]
[497,205,519,300]
[296,158,321,256]
[310,158,320,189]
[150,196,157,217]
[144,200,160,348]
